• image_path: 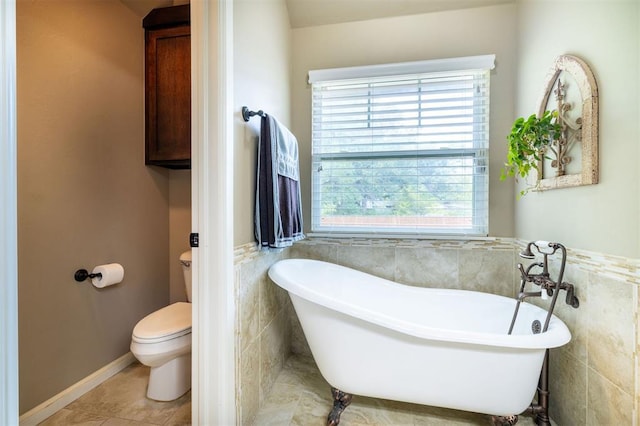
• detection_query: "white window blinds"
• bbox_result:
[310,55,494,236]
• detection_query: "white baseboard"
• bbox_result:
[19,352,136,426]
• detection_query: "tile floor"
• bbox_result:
[40,354,540,425]
[39,363,190,426]
[254,354,538,426]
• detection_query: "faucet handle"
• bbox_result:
[564,283,580,308]
[517,263,528,282]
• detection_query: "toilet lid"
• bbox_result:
[132,302,191,342]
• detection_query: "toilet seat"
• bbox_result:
[132,302,191,344]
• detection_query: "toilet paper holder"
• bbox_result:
[73,263,124,288]
[74,269,102,282]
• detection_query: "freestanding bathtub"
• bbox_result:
[268,259,571,420]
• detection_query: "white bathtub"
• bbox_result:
[268,258,571,417]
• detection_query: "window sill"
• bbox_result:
[306,232,494,241]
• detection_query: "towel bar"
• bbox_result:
[242,106,264,122]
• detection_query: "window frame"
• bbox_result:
[309,55,494,238]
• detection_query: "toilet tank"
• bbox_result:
[180,250,192,302]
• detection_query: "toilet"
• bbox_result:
[130,250,192,401]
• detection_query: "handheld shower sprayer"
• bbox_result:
[519,242,536,259]
[519,241,556,259]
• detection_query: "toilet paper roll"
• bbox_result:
[91,263,125,288]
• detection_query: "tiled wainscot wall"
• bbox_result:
[235,245,291,425]
[234,238,639,425]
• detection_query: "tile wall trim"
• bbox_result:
[294,236,516,250]
[514,239,640,286]
[235,238,640,285]
[234,242,262,265]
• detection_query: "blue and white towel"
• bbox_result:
[255,114,304,250]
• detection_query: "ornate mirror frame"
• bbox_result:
[536,54,599,190]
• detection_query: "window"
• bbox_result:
[309,55,494,237]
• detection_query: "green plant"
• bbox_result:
[501,110,562,196]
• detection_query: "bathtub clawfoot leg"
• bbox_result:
[327,387,352,426]
[490,414,518,425]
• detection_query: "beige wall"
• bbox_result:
[514,0,640,258]
[17,0,170,413]
[169,170,191,302]
[234,0,292,246]
[291,4,518,238]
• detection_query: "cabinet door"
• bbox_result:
[145,25,190,168]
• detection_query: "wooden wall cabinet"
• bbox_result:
[143,5,191,169]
